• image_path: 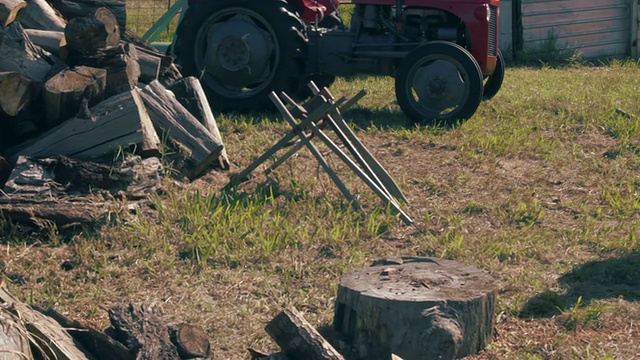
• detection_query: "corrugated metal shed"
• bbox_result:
[519,0,632,59]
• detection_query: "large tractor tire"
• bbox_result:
[395,41,484,125]
[174,0,308,112]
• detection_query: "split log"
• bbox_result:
[135,46,161,83]
[140,80,223,179]
[169,323,212,359]
[169,76,230,169]
[0,22,65,84]
[0,285,93,360]
[16,0,66,31]
[8,89,160,161]
[0,71,34,116]
[68,43,140,96]
[0,0,26,27]
[135,45,174,76]
[107,303,181,360]
[50,0,126,30]
[265,307,344,360]
[24,28,64,56]
[44,66,106,125]
[64,7,120,56]
[44,307,133,360]
[334,257,497,360]
[0,296,33,359]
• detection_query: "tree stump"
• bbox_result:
[334,257,497,360]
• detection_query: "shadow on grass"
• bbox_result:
[520,251,640,318]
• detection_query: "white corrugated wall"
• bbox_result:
[519,0,633,59]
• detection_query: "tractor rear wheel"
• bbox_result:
[174,0,308,112]
[395,42,483,125]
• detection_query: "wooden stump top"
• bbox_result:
[341,256,497,302]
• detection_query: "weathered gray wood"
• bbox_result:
[44,66,106,125]
[169,76,230,169]
[64,7,120,55]
[44,307,133,360]
[334,257,497,360]
[16,0,66,31]
[0,302,33,360]
[0,71,34,116]
[140,80,223,179]
[0,0,26,27]
[0,22,65,84]
[24,28,64,56]
[135,46,161,83]
[266,307,344,360]
[0,286,93,360]
[108,303,180,360]
[50,0,126,30]
[135,45,174,76]
[8,89,160,161]
[68,43,140,96]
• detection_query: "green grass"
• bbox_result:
[3,27,640,360]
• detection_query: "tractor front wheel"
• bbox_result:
[174,0,307,112]
[483,49,505,100]
[395,42,484,125]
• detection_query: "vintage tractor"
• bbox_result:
[170,0,504,124]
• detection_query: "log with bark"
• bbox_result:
[16,0,66,31]
[64,7,120,56]
[0,22,66,84]
[44,66,106,125]
[24,28,65,57]
[8,88,160,161]
[0,71,34,116]
[266,307,345,360]
[0,0,26,27]
[67,43,140,96]
[140,80,224,179]
[50,0,126,30]
[169,76,230,169]
[334,257,498,360]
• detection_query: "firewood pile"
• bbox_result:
[0,0,229,229]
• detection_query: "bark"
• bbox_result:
[140,80,223,179]
[43,66,106,125]
[169,76,230,169]
[0,22,65,84]
[50,0,126,30]
[334,257,497,360]
[0,0,26,27]
[64,7,120,55]
[265,307,344,360]
[16,0,66,31]
[0,71,34,116]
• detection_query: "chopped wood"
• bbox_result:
[16,0,66,31]
[0,285,93,360]
[140,80,223,179]
[50,0,126,30]
[24,28,64,56]
[44,307,133,360]
[64,7,120,56]
[44,66,106,125]
[108,303,181,360]
[8,89,160,161]
[0,156,11,188]
[0,22,65,84]
[169,76,230,169]
[169,323,211,359]
[0,71,34,116]
[334,257,498,360]
[265,307,345,360]
[135,46,162,83]
[135,45,174,76]
[67,43,140,96]
[0,0,26,27]
[0,299,33,360]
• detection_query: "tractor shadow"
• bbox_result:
[519,250,640,318]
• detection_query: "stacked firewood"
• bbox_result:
[0,0,229,189]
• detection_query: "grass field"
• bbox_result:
[2,59,639,359]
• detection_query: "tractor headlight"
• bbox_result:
[474,5,491,22]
